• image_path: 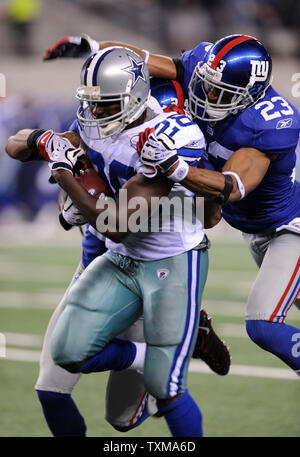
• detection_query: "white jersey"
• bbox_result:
[79,97,206,260]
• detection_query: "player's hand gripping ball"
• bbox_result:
[76,166,111,199]
[59,167,113,230]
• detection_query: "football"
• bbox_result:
[59,166,113,230]
[76,166,112,199]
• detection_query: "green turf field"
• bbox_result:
[0,234,299,437]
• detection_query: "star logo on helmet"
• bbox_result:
[123,55,147,87]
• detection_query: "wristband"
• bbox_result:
[27,129,53,161]
[216,174,234,205]
[142,49,150,64]
[167,158,189,182]
[82,34,100,54]
[21,149,40,162]
[26,129,46,150]
[222,171,245,199]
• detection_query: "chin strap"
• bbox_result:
[99,121,122,137]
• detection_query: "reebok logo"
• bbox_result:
[276,118,293,129]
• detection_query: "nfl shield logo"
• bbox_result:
[157,269,169,280]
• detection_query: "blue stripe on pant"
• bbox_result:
[143,249,208,399]
[167,249,202,397]
[51,248,208,401]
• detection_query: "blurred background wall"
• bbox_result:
[0,0,299,227]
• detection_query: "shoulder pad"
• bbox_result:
[181,42,213,68]
[154,112,206,150]
[236,88,300,153]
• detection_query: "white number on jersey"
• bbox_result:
[291,333,300,358]
[255,96,294,121]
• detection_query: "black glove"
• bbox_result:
[43,34,99,60]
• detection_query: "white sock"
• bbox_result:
[130,342,146,372]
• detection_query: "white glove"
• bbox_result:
[47,134,86,174]
[59,195,86,230]
[137,162,158,179]
[139,132,179,173]
[139,132,190,183]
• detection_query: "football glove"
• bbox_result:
[137,129,179,173]
[47,134,86,174]
[136,162,158,179]
[26,129,53,161]
[43,33,99,60]
[59,195,86,231]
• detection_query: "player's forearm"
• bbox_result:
[122,173,172,204]
[5,129,35,160]
[99,41,176,79]
[147,54,177,79]
[58,189,68,212]
[52,170,173,242]
[5,129,82,162]
[180,167,232,198]
[113,173,173,241]
[182,166,245,203]
[53,169,131,242]
[53,169,102,228]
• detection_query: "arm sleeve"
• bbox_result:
[240,108,300,155]
[172,57,185,87]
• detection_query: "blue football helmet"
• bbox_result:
[76,47,150,139]
[150,78,185,109]
[188,34,272,122]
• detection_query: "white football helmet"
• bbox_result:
[76,47,150,139]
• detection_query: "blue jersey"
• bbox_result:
[180,44,300,234]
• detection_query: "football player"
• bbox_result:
[5,52,228,437]
[44,33,300,375]
[41,47,210,437]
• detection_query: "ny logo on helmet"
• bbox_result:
[250,60,269,82]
